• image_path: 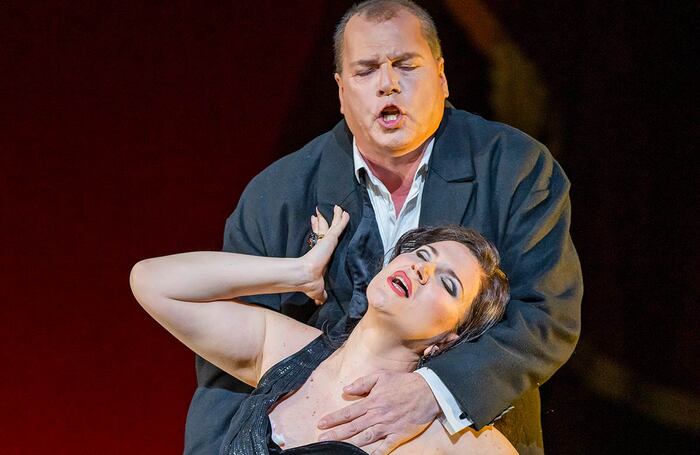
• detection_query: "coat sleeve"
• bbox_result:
[425,144,583,429]
[220,176,285,310]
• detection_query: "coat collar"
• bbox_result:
[316,108,476,228]
[428,108,475,182]
[420,108,476,226]
[316,121,364,230]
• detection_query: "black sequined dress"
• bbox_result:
[219,335,369,455]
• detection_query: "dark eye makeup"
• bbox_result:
[416,249,429,260]
[442,278,457,296]
[415,249,457,297]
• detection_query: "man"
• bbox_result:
[186,1,582,454]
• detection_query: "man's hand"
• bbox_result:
[317,371,440,455]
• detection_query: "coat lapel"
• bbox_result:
[315,111,477,228]
[420,109,476,226]
[313,120,378,329]
[315,120,364,231]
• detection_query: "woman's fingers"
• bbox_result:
[328,205,349,237]
[311,214,318,233]
[314,205,349,241]
[302,206,349,305]
[316,207,330,233]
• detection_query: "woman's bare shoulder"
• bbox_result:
[259,309,323,378]
[392,420,517,455]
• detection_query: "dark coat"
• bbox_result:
[185,108,582,454]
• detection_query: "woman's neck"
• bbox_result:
[325,318,422,385]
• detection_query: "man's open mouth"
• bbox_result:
[380,105,401,122]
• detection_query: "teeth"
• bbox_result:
[392,277,408,297]
[383,114,398,121]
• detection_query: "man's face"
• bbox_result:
[334,10,449,161]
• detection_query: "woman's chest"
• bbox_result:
[266,371,338,446]
[267,380,451,454]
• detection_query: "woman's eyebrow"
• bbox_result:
[426,245,464,297]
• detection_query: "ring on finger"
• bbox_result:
[307,232,325,247]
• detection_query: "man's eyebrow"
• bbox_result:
[389,52,422,62]
[350,52,422,67]
[426,244,465,297]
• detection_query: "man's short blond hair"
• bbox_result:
[333,0,443,74]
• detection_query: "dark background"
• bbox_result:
[1,1,697,453]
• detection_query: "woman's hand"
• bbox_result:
[299,205,349,305]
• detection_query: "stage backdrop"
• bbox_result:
[2,1,697,453]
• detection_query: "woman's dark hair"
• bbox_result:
[390,226,509,346]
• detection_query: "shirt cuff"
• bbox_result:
[415,367,472,435]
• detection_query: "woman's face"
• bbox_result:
[366,240,482,343]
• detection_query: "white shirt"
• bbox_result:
[353,138,472,434]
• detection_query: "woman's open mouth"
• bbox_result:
[387,271,411,298]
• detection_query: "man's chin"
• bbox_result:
[368,133,424,156]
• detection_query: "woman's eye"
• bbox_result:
[442,278,456,296]
[416,249,428,260]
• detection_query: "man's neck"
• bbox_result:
[360,143,427,193]
[359,141,430,215]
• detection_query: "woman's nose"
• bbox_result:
[411,262,435,284]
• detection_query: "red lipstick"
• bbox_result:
[386,270,412,298]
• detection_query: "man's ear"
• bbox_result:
[334,72,345,115]
[437,57,449,99]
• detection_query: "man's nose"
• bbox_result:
[377,64,400,96]
[411,262,436,285]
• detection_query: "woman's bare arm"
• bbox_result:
[130,253,314,385]
[130,206,349,386]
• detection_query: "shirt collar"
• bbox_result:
[353,137,434,186]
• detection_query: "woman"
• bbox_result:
[131,206,515,454]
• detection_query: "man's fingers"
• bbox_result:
[344,424,388,447]
[318,402,367,429]
[319,414,381,443]
[370,434,402,455]
[317,372,436,451]
[344,372,380,396]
